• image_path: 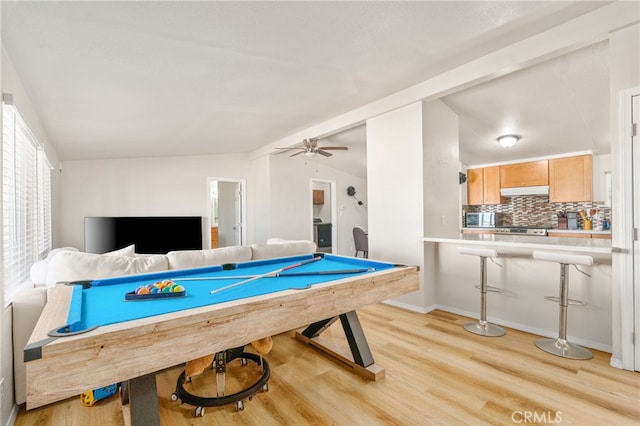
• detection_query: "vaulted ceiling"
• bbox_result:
[1,1,614,174]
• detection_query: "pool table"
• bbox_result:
[25,253,418,423]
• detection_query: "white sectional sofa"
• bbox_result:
[12,239,317,405]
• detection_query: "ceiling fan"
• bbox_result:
[276,138,348,157]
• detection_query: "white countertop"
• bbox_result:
[422,233,612,254]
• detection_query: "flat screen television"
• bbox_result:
[84,216,203,254]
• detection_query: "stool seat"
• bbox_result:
[457,247,499,258]
[533,251,593,360]
[457,246,505,337]
[533,251,594,266]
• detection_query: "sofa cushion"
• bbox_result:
[29,247,79,286]
[104,244,136,256]
[250,240,317,260]
[167,246,252,270]
[45,251,168,287]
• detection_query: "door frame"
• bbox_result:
[207,177,247,248]
[616,86,639,371]
[310,179,338,253]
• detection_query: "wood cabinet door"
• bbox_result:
[549,155,592,202]
[500,160,549,188]
[312,190,325,205]
[467,168,483,205]
[482,166,504,204]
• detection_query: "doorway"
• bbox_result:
[208,178,246,248]
[310,179,337,253]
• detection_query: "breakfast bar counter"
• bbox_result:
[422,233,612,254]
[421,232,613,355]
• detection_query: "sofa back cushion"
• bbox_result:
[45,251,168,287]
[167,246,252,270]
[250,240,317,260]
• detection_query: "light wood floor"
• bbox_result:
[15,304,640,425]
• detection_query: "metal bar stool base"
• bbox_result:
[463,321,506,337]
[535,338,593,360]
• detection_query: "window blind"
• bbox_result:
[2,103,52,305]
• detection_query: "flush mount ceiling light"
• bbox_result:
[497,135,520,148]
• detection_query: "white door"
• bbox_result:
[209,178,246,248]
[218,181,241,247]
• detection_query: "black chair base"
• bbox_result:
[172,352,270,417]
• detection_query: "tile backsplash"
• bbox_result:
[465,196,611,230]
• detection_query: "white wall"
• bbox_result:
[367,102,425,310]
[59,154,251,250]
[250,155,271,244]
[267,153,367,255]
[422,100,461,309]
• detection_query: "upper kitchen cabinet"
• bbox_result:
[312,189,325,205]
[500,160,549,188]
[467,166,503,205]
[549,155,592,202]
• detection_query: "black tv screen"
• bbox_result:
[85,216,203,254]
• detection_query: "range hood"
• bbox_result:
[500,185,549,197]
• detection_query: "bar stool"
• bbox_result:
[457,247,506,337]
[532,251,593,360]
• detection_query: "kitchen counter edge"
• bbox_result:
[422,233,611,254]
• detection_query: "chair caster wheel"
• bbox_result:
[195,406,205,417]
[236,400,244,411]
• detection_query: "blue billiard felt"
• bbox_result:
[65,254,395,332]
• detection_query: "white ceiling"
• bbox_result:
[1,1,612,171]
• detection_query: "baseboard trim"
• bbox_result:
[382,299,433,314]
[6,403,19,426]
[433,305,613,354]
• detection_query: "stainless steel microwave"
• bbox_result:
[466,212,504,228]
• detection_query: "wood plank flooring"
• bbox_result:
[14,304,640,425]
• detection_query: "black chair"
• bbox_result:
[353,226,368,258]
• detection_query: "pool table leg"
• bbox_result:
[122,373,161,426]
[297,310,384,381]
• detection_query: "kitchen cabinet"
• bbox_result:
[467,166,503,205]
[549,155,592,202]
[312,190,324,205]
[500,160,549,188]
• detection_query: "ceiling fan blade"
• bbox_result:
[319,146,348,150]
[318,149,333,157]
[290,151,305,157]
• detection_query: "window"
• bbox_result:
[2,101,52,305]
